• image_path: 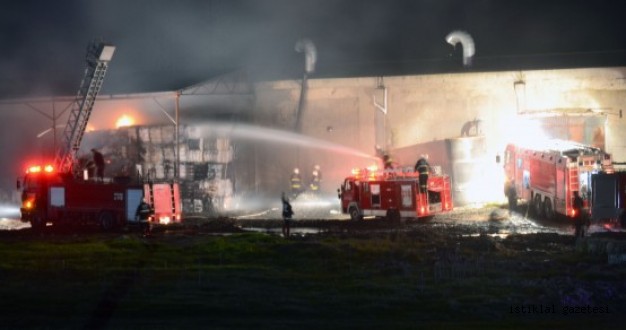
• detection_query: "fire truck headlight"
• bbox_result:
[24,200,34,209]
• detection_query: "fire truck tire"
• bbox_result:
[533,195,544,218]
[30,214,46,231]
[99,212,115,231]
[386,209,401,223]
[543,198,555,220]
[349,207,363,222]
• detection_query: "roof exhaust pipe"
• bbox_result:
[446,30,475,67]
[295,38,317,74]
[294,38,317,132]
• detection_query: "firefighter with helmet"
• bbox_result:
[91,148,105,182]
[309,169,321,194]
[290,168,303,198]
[414,154,430,193]
[572,191,588,238]
[135,197,154,237]
[314,164,322,181]
[382,154,394,170]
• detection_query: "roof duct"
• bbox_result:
[295,38,317,74]
[446,30,475,67]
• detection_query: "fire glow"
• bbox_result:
[115,114,135,128]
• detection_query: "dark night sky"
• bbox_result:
[0,0,625,194]
[0,0,625,98]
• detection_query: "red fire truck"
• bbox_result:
[502,140,613,220]
[18,164,182,231]
[17,41,181,231]
[338,166,453,221]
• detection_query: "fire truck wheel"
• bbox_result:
[99,212,115,231]
[349,207,363,222]
[533,195,544,218]
[543,198,555,220]
[30,214,46,231]
[386,209,401,223]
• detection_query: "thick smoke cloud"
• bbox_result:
[1,0,626,198]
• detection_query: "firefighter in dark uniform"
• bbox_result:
[506,179,517,215]
[135,198,154,237]
[383,154,394,170]
[414,155,430,193]
[91,148,105,181]
[281,193,294,238]
[290,168,303,198]
[572,191,586,238]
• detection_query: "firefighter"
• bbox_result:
[290,168,303,198]
[572,191,587,238]
[314,164,322,181]
[382,154,394,170]
[281,193,294,238]
[506,179,517,215]
[309,170,321,194]
[135,198,154,237]
[414,154,430,193]
[91,148,105,181]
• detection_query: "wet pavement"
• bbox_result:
[1,199,624,239]
[0,204,27,230]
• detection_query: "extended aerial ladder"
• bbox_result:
[53,40,116,174]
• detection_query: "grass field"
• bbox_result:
[0,223,624,329]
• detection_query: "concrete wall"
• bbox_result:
[249,67,626,201]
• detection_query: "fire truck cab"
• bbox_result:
[339,167,453,221]
[590,171,626,227]
[502,140,612,220]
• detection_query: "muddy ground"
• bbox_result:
[1,204,626,328]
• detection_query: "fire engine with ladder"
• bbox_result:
[502,140,613,220]
[18,40,181,231]
[338,166,453,221]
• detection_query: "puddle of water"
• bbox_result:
[0,218,30,230]
[460,233,511,239]
[242,226,327,235]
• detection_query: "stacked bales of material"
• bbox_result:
[81,124,235,215]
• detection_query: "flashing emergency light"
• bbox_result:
[24,199,34,209]
[570,209,577,218]
[26,165,55,174]
[27,166,41,174]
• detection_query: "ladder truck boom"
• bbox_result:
[54,41,116,174]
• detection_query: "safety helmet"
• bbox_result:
[314,164,320,170]
[294,168,299,174]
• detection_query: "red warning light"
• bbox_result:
[27,166,42,174]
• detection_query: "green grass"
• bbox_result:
[0,232,623,329]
